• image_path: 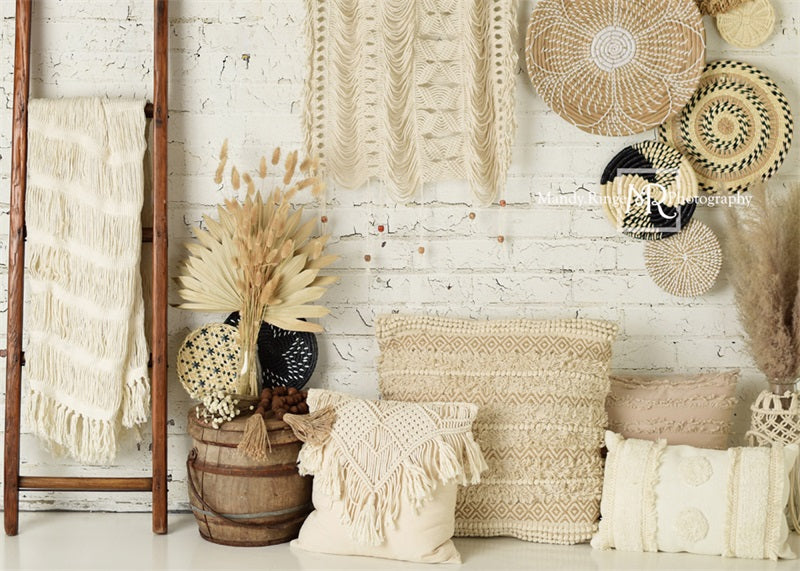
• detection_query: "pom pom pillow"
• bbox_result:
[607,371,739,449]
[377,315,619,544]
[593,432,798,560]
[289,389,487,564]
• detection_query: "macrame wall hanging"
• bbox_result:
[303,0,517,204]
[525,0,705,136]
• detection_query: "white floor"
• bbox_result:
[2,512,799,570]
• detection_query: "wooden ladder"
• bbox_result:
[3,0,170,535]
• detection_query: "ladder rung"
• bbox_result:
[19,476,153,492]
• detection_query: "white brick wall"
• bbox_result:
[0,0,798,512]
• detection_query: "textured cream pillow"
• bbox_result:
[290,389,486,564]
[377,315,619,544]
[607,371,739,449]
[593,431,798,560]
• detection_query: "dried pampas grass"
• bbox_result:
[725,184,800,391]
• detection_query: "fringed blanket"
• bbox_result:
[25,98,150,464]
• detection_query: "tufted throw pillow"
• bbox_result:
[607,371,739,449]
[592,432,798,560]
[377,315,619,544]
[290,389,487,564]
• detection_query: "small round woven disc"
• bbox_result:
[177,323,243,399]
[696,0,750,15]
[525,0,705,136]
[660,60,793,194]
[716,0,775,48]
[601,141,698,240]
[645,221,722,297]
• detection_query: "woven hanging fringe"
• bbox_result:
[303,0,517,204]
[25,98,150,465]
[747,390,800,532]
[296,390,487,546]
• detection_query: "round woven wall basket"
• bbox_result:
[601,141,698,241]
[225,312,318,391]
[177,323,243,399]
[716,0,775,48]
[644,220,722,297]
[525,0,705,136]
[660,60,793,194]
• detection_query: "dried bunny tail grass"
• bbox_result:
[231,166,241,191]
[214,140,229,185]
[284,150,298,185]
[271,147,281,165]
[259,156,267,179]
[726,184,800,384]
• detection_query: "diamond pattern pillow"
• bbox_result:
[377,315,619,544]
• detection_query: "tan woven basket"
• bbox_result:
[644,221,722,297]
[525,0,705,136]
[717,0,775,48]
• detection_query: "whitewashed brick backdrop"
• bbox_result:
[0,0,798,512]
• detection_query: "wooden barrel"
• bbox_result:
[187,407,312,546]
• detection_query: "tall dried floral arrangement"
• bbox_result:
[177,142,337,396]
[725,184,800,394]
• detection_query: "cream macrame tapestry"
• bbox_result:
[25,98,150,465]
[303,0,517,204]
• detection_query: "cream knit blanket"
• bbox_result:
[25,98,150,465]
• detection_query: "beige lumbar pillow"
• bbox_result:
[607,371,739,449]
[593,431,798,560]
[377,315,619,544]
[289,389,487,564]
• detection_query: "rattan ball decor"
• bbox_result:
[696,0,750,15]
[525,0,705,136]
[660,60,793,194]
[601,141,698,241]
[644,221,722,297]
[716,0,775,48]
[177,323,243,399]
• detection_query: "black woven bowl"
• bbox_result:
[224,312,318,391]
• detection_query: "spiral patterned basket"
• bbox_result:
[660,60,793,194]
[716,0,775,48]
[644,221,722,297]
[525,0,706,136]
[225,312,318,391]
[601,141,698,241]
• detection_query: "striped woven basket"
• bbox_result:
[659,60,793,194]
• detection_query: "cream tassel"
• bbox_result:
[237,413,272,460]
[284,406,336,446]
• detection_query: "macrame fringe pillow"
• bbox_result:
[290,389,486,564]
[303,0,517,203]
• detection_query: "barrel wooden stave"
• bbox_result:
[187,408,311,547]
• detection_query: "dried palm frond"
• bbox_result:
[725,184,800,389]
